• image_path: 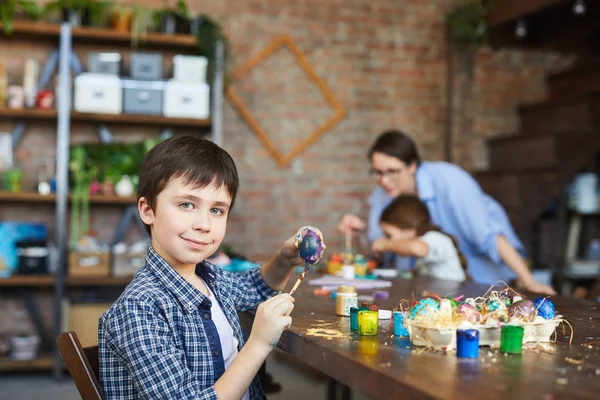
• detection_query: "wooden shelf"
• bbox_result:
[0,192,137,205]
[0,108,210,128]
[0,354,54,372]
[67,276,133,287]
[3,21,198,51]
[0,275,133,287]
[71,111,211,128]
[0,275,55,287]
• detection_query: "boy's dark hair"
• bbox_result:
[138,136,239,234]
[368,130,421,167]
[380,195,469,277]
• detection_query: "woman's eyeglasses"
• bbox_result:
[369,168,403,178]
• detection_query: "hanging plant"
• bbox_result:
[445,0,494,48]
[192,14,232,85]
[0,0,43,34]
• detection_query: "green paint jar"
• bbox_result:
[500,325,524,354]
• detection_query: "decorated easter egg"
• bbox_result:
[499,292,513,307]
[409,298,439,319]
[508,299,536,322]
[487,299,505,313]
[458,303,481,323]
[533,297,557,320]
[354,254,366,264]
[295,226,326,264]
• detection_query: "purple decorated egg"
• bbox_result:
[295,226,326,264]
[459,303,481,323]
[508,299,536,322]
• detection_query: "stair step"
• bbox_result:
[473,170,559,214]
[518,94,600,135]
[549,62,600,100]
[488,132,600,172]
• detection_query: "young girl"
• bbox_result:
[371,195,469,282]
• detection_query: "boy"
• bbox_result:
[99,136,302,399]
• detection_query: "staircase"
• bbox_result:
[473,69,600,258]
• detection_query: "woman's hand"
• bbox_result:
[522,279,557,296]
[337,213,366,234]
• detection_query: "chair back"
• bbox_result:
[56,331,105,400]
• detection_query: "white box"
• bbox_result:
[163,80,210,119]
[74,73,122,114]
[173,55,208,83]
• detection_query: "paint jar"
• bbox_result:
[358,302,379,336]
[500,325,524,354]
[456,329,479,358]
[335,285,357,316]
[350,307,367,331]
[393,311,409,337]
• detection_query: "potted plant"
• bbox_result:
[193,14,232,85]
[445,0,492,48]
[43,0,91,27]
[152,0,190,34]
[0,0,43,34]
[87,0,112,27]
[130,3,154,45]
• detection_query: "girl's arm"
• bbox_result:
[372,237,429,258]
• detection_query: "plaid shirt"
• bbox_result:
[98,247,278,399]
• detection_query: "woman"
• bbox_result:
[338,130,555,295]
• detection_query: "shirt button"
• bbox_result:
[213,350,220,357]
[203,313,210,320]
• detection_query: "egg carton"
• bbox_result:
[406,319,561,351]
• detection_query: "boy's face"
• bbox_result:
[138,176,231,269]
[380,222,417,242]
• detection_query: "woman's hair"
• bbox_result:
[380,195,469,277]
[368,130,421,166]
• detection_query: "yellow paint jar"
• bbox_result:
[358,303,379,336]
[335,285,357,316]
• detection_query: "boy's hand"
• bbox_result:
[276,231,305,269]
[247,294,295,356]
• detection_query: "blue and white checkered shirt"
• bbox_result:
[98,247,278,399]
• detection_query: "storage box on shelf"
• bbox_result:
[74,73,123,114]
[68,251,110,278]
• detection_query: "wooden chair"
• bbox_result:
[56,331,105,400]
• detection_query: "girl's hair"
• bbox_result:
[380,195,469,277]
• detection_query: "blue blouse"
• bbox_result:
[368,161,523,285]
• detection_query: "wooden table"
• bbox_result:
[241,276,600,400]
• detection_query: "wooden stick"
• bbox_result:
[289,265,309,296]
[345,229,352,254]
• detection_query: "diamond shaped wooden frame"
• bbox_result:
[227,34,346,167]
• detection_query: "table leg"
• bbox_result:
[327,378,351,400]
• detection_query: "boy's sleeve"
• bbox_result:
[221,267,279,312]
[103,299,218,400]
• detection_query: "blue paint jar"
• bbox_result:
[456,329,479,358]
[350,307,359,331]
[393,311,410,337]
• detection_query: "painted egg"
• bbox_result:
[509,299,536,322]
[459,303,481,323]
[533,297,557,320]
[295,226,326,264]
[499,292,512,307]
[409,298,439,319]
[487,299,505,313]
[354,254,366,264]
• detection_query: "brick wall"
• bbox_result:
[0,0,574,337]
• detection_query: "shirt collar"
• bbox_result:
[416,162,435,201]
[145,246,219,314]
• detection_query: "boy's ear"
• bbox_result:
[138,197,155,225]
